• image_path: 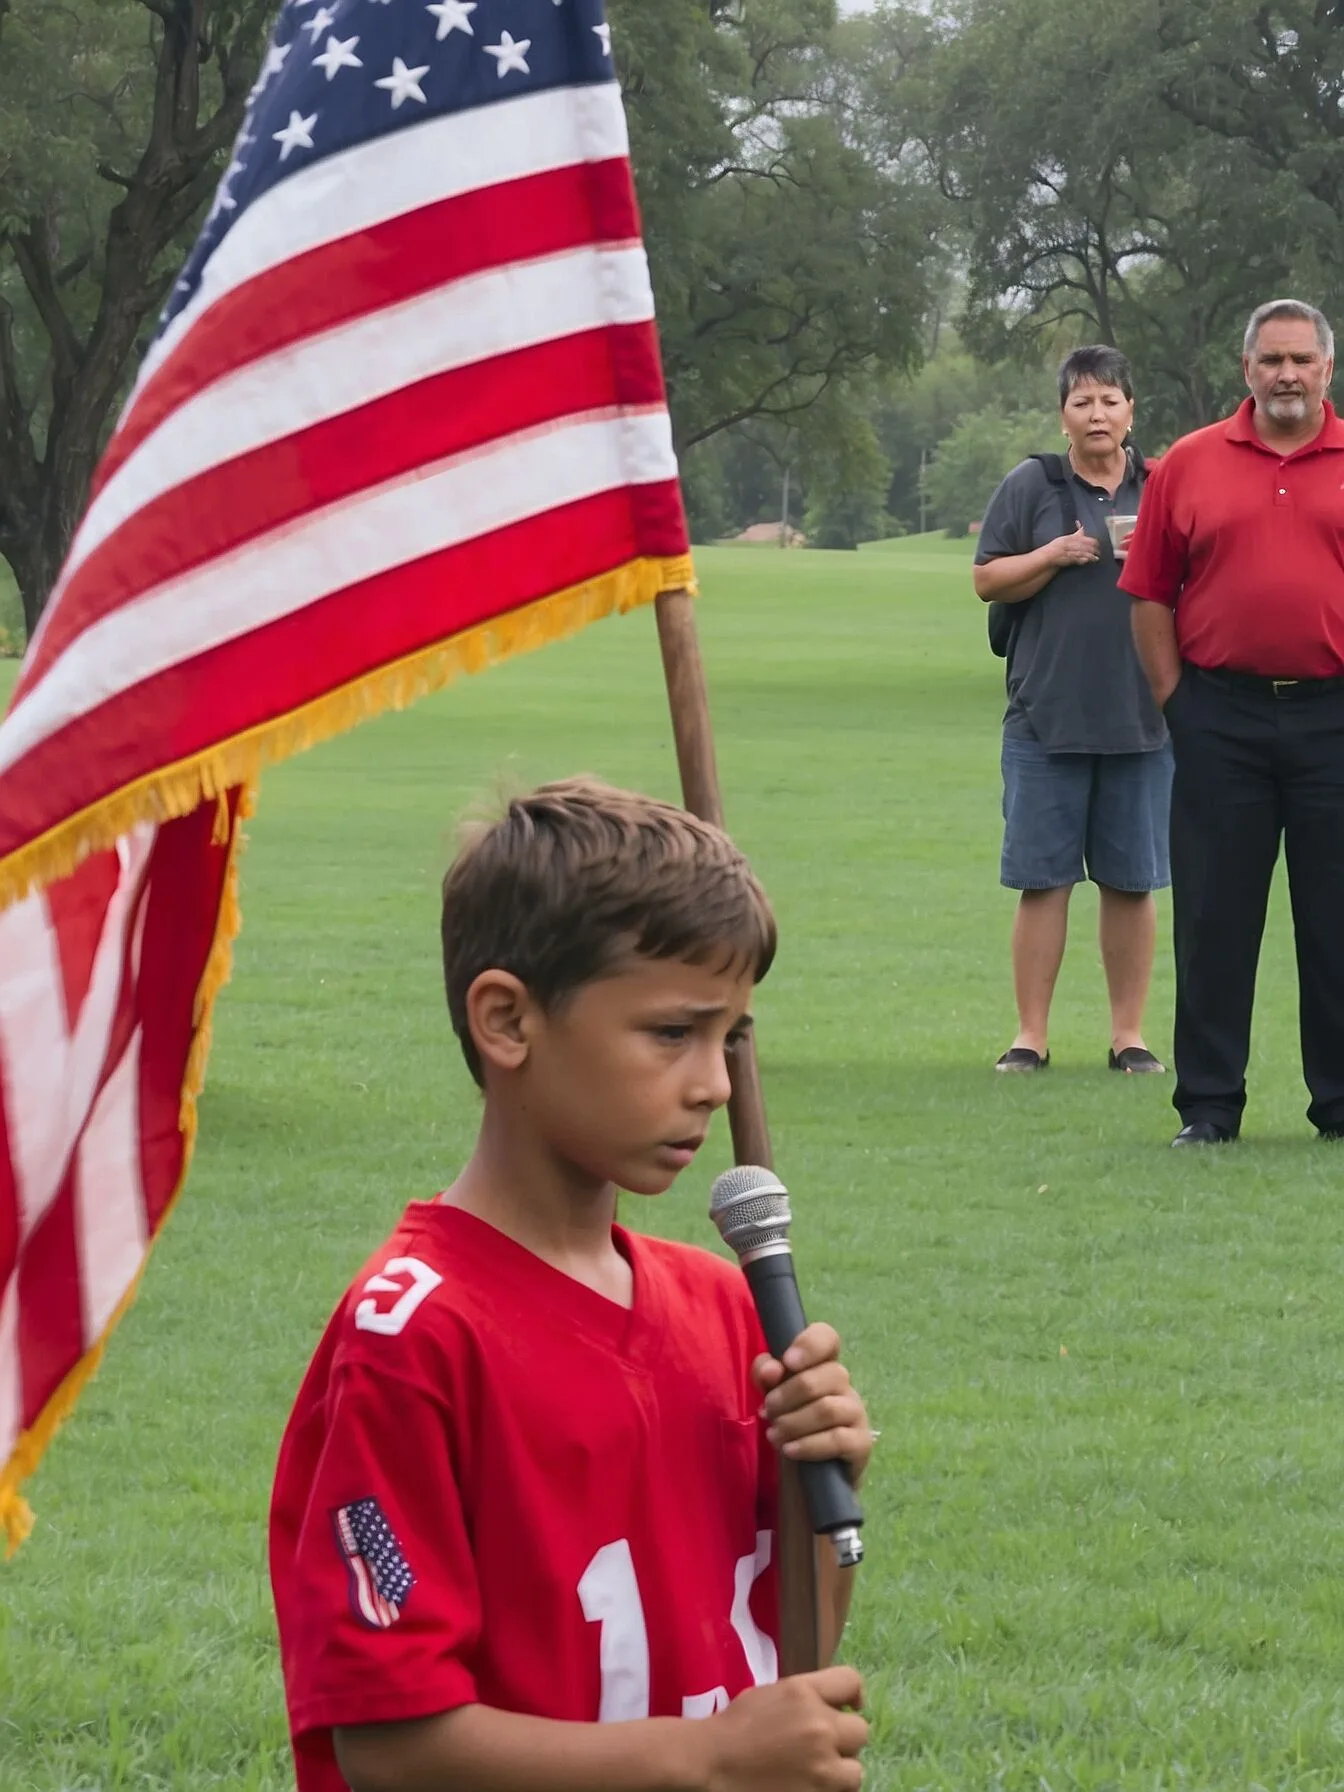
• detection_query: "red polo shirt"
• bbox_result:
[1120,397,1344,676]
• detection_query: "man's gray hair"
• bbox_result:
[1244,299,1334,360]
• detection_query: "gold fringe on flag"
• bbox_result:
[0,555,695,915]
[0,553,694,1553]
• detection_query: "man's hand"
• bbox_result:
[1130,598,1182,711]
[1050,522,1100,567]
[695,1668,868,1792]
[752,1323,873,1491]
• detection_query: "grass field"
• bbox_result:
[4,539,1344,1791]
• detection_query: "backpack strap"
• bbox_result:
[1026,452,1078,535]
[986,454,1073,662]
[1031,447,1149,487]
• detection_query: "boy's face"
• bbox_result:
[520,952,756,1196]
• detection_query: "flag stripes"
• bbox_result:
[0,0,690,1554]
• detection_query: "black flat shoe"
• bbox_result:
[1171,1121,1236,1147]
[995,1047,1050,1073]
[1110,1047,1166,1074]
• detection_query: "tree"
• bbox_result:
[678,437,737,544]
[921,404,1057,538]
[873,335,1056,531]
[681,387,897,546]
[610,0,938,451]
[0,0,275,634]
[900,0,1312,439]
[1159,0,1344,290]
[719,417,806,541]
[800,394,893,547]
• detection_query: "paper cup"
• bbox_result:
[1107,514,1138,556]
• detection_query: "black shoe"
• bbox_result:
[1318,1127,1344,1141]
[1171,1121,1236,1147]
[1109,1046,1166,1074]
[995,1047,1050,1073]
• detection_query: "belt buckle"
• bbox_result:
[1272,679,1299,697]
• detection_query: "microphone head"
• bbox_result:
[709,1165,792,1264]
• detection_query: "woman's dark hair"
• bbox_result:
[1058,346,1134,407]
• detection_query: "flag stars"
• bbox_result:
[593,22,612,54]
[375,56,431,107]
[427,0,476,37]
[313,33,363,78]
[273,110,318,160]
[484,31,531,76]
[254,41,291,94]
[302,5,338,41]
[215,156,248,211]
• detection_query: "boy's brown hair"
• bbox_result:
[441,778,777,1085]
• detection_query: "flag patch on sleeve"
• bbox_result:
[332,1498,416,1630]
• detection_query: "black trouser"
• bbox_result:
[1167,665,1344,1132]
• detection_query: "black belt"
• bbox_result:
[1195,665,1344,700]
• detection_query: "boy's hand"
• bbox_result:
[752,1323,874,1491]
[697,1668,867,1791]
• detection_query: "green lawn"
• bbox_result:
[3,541,1342,1791]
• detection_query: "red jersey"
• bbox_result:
[269,1202,780,1790]
[1120,398,1344,677]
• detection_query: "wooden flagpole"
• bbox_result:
[654,586,821,1679]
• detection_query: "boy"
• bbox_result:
[270,779,874,1792]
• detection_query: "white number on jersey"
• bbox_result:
[682,1686,732,1718]
[578,1530,777,1722]
[577,1540,650,1722]
[354,1256,443,1336]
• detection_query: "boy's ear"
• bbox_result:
[466,969,539,1073]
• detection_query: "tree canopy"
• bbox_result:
[2,0,1340,619]
[613,0,936,449]
[905,0,1320,437]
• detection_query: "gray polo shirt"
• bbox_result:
[976,456,1166,755]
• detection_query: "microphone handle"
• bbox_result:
[743,1253,865,1540]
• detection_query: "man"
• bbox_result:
[1122,299,1344,1146]
[975,346,1170,1075]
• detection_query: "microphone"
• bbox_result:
[709,1165,865,1568]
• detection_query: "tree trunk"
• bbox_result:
[0,0,271,639]
[9,524,68,643]
[2,339,150,640]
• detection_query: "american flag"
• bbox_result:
[0,0,691,1553]
[333,1496,416,1629]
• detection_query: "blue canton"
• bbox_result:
[342,1496,416,1607]
[161,0,618,335]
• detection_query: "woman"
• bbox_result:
[974,345,1170,1075]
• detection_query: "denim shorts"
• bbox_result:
[1001,731,1173,892]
